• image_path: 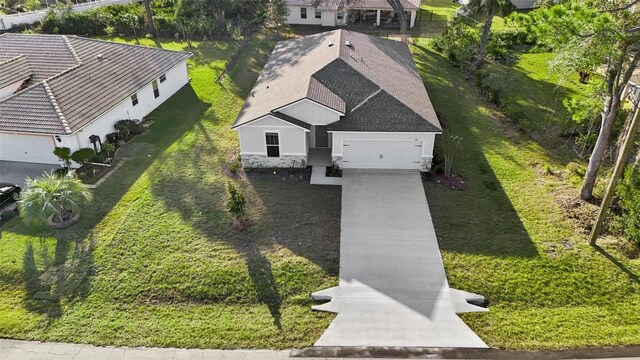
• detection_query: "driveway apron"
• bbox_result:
[312,170,488,347]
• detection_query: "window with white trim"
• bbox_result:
[265,133,280,157]
[315,10,321,19]
[159,73,167,83]
[131,93,138,106]
[301,7,307,19]
[152,79,159,98]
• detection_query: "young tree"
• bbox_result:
[465,0,515,70]
[226,181,246,222]
[53,147,72,169]
[524,0,640,200]
[19,173,92,226]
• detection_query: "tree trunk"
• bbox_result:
[580,97,620,200]
[580,49,640,200]
[471,6,495,71]
[386,0,407,34]
[143,0,156,37]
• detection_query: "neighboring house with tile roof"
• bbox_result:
[285,0,421,28]
[232,30,442,171]
[0,33,191,165]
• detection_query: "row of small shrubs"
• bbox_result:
[613,166,640,247]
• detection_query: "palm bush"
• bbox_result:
[19,173,92,226]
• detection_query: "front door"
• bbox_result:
[315,126,329,148]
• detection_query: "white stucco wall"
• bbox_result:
[0,79,27,101]
[285,5,323,25]
[278,99,342,126]
[58,60,189,151]
[237,115,308,155]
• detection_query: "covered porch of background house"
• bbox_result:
[347,8,417,28]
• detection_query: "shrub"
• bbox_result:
[129,122,145,135]
[114,119,133,139]
[92,152,107,164]
[102,141,116,156]
[229,155,241,173]
[1,210,15,221]
[434,17,480,69]
[53,146,72,168]
[71,148,96,166]
[226,181,246,221]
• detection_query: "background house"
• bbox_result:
[0,33,191,165]
[285,0,421,28]
[232,30,442,171]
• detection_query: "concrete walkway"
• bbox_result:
[312,170,488,347]
[0,339,290,360]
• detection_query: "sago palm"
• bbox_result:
[466,0,515,70]
[18,173,92,226]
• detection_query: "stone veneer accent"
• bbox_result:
[420,157,433,172]
[241,154,307,168]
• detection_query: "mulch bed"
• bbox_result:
[424,172,469,190]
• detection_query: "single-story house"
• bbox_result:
[232,30,442,171]
[285,0,420,29]
[0,33,191,165]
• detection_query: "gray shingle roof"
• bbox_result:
[0,55,32,89]
[233,30,441,132]
[0,34,191,135]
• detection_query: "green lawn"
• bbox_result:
[413,43,640,349]
[0,35,339,349]
[2,28,640,351]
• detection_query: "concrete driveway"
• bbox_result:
[312,170,488,347]
[0,161,59,188]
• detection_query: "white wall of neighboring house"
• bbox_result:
[0,60,189,165]
[0,79,27,101]
[285,5,323,25]
[59,60,188,151]
[278,99,342,126]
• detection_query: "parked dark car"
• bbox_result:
[0,183,21,207]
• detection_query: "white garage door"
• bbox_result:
[342,139,423,169]
[0,133,59,164]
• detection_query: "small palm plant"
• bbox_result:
[19,173,92,227]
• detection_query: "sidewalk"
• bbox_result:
[0,339,291,360]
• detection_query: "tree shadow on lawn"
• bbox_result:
[593,245,640,285]
[5,85,210,320]
[414,46,539,258]
[147,115,340,327]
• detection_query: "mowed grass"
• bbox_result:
[0,36,339,348]
[413,43,640,349]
